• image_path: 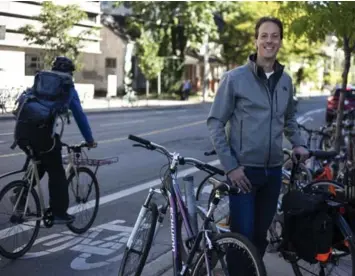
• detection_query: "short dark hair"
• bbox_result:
[255,16,283,40]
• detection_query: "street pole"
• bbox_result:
[158,71,161,96]
[202,33,209,103]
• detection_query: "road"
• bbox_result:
[0,96,328,276]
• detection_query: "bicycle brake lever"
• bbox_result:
[133,144,145,148]
[132,143,156,151]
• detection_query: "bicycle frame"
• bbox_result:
[126,157,200,276]
[125,135,226,276]
[166,166,221,276]
[8,142,86,220]
[11,156,46,221]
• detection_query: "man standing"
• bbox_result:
[207,16,308,272]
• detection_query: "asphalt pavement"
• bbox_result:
[0,96,328,276]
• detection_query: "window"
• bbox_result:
[25,53,44,76]
[105,58,116,68]
[87,12,98,23]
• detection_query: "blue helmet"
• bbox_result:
[51,56,75,74]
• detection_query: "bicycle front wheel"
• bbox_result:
[118,202,158,276]
[0,180,41,259]
[66,167,100,234]
[191,232,267,276]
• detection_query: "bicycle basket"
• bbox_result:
[62,156,119,167]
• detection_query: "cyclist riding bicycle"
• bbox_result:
[12,56,97,224]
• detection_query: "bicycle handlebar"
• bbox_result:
[298,123,330,137]
[128,134,225,176]
[293,149,338,162]
[61,141,93,152]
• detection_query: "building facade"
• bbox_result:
[0,1,101,98]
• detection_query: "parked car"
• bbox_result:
[326,85,355,123]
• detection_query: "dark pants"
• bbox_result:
[16,123,69,216]
[227,166,282,275]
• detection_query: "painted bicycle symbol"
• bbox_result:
[20,219,133,270]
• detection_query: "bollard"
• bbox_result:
[183,174,198,236]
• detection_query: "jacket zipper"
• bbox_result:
[263,82,273,168]
[275,90,278,112]
[240,119,243,151]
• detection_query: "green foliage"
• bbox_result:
[279,1,355,88]
[280,1,355,152]
[136,31,164,81]
[124,1,218,55]
[18,2,98,71]
[118,1,219,92]
[215,1,278,66]
[215,1,325,68]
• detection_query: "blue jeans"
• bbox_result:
[226,166,282,275]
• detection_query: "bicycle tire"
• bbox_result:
[66,167,100,234]
[190,232,267,276]
[118,202,158,276]
[0,180,41,259]
[195,173,217,202]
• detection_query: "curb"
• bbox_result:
[84,102,209,116]
[141,250,172,276]
[0,102,210,121]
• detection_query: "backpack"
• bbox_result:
[281,190,334,264]
[11,70,73,148]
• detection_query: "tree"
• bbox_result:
[136,30,164,97]
[215,1,325,70]
[117,1,219,93]
[279,1,355,152]
[18,2,98,70]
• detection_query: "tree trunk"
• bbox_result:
[157,72,161,96]
[146,79,150,98]
[334,36,351,152]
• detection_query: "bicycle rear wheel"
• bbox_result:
[66,167,100,234]
[191,232,267,276]
[0,180,41,259]
[118,202,158,276]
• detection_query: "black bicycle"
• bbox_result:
[272,150,355,276]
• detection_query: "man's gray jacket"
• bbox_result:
[207,54,304,173]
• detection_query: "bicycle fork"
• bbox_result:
[126,187,165,249]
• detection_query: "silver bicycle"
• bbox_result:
[0,138,118,259]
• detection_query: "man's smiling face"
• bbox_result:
[255,21,282,60]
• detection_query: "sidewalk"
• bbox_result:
[0,97,211,121]
[142,250,293,276]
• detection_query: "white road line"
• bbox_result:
[296,108,323,123]
[298,117,314,124]
[99,119,145,127]
[0,159,221,241]
[0,132,13,136]
[177,115,205,120]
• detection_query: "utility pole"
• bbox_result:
[202,33,210,103]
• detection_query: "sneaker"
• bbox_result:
[52,213,75,224]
